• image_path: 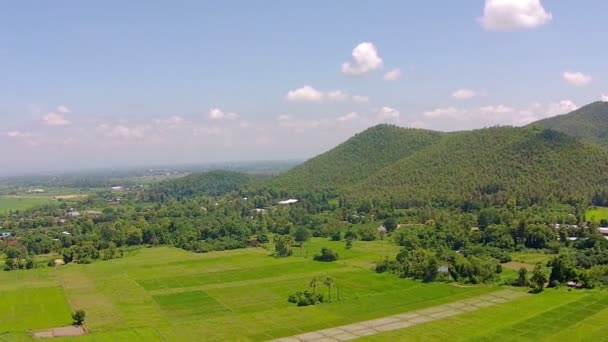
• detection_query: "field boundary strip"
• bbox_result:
[270,289,527,342]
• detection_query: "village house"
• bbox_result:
[278,199,299,205]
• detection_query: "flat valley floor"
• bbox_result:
[1,239,608,341]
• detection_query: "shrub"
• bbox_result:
[313,247,339,262]
[287,291,324,306]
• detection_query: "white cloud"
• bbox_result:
[327,90,349,102]
[544,100,578,117]
[287,86,368,104]
[105,125,147,140]
[563,71,592,87]
[42,112,71,126]
[383,68,401,81]
[452,88,477,100]
[208,108,238,120]
[479,0,552,31]
[7,131,21,138]
[286,85,325,102]
[602,94,608,102]
[352,95,370,103]
[377,106,400,120]
[57,105,71,114]
[154,115,184,126]
[337,112,358,122]
[277,114,293,121]
[423,107,467,120]
[341,42,383,75]
[478,105,514,119]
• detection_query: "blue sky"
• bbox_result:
[1,1,607,174]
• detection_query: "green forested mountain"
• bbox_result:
[531,101,608,146]
[145,170,253,201]
[348,126,608,206]
[268,124,442,193]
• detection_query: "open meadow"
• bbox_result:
[1,238,607,341]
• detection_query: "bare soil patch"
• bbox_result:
[32,325,87,338]
[502,261,535,271]
[53,194,88,200]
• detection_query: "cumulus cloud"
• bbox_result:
[286,86,368,103]
[327,90,349,102]
[383,68,401,81]
[41,105,74,126]
[104,125,147,140]
[286,85,325,102]
[42,112,71,126]
[337,112,358,122]
[341,42,383,75]
[479,0,553,31]
[423,100,578,127]
[56,105,71,114]
[602,94,608,102]
[208,108,238,120]
[423,107,467,120]
[563,71,592,87]
[7,131,23,138]
[544,100,578,117]
[352,95,370,103]
[452,88,477,100]
[377,106,400,120]
[154,115,183,125]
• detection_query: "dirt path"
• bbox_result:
[271,289,527,342]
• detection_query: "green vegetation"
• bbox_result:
[359,290,608,341]
[0,196,51,213]
[531,101,608,146]
[3,103,608,340]
[145,170,253,201]
[586,206,608,224]
[269,124,441,193]
[348,126,608,206]
[0,243,494,341]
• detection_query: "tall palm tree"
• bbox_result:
[324,276,334,302]
[309,277,319,294]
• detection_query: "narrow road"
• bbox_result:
[271,289,527,342]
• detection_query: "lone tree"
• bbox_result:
[72,310,86,325]
[324,276,334,302]
[309,277,319,294]
[530,263,547,293]
[515,267,529,287]
[273,235,293,257]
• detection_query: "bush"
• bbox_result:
[287,290,324,306]
[313,247,339,262]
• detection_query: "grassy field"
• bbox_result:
[586,206,608,224]
[0,196,52,213]
[358,290,608,341]
[1,239,607,341]
[0,239,495,341]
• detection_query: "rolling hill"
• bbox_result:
[347,126,608,206]
[267,124,442,193]
[531,101,608,146]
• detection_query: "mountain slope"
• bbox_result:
[269,124,442,193]
[531,101,608,146]
[348,126,608,206]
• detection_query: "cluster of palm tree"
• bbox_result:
[310,276,339,301]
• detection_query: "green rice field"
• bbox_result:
[0,239,607,341]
